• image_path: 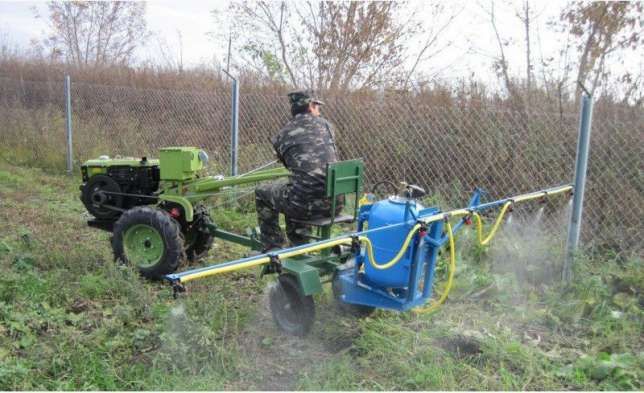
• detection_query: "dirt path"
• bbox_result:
[230,286,358,390]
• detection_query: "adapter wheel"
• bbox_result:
[269,274,315,336]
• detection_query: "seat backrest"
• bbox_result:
[326,159,364,225]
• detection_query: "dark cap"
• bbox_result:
[288,90,324,107]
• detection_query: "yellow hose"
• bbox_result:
[472,201,512,246]
[415,220,456,314]
[359,224,422,270]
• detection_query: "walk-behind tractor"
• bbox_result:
[80,147,289,279]
[80,147,572,336]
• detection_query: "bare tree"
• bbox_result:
[486,1,520,102]
[42,1,149,68]
[301,1,407,90]
[402,3,462,90]
[214,0,458,91]
[515,0,533,92]
[560,1,643,98]
[153,29,185,73]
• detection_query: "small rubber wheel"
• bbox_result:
[112,206,185,280]
[186,230,214,262]
[81,175,123,220]
[332,268,375,317]
[269,274,315,336]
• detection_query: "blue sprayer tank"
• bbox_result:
[363,196,423,288]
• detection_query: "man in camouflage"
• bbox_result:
[255,90,343,250]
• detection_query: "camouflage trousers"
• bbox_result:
[255,181,340,250]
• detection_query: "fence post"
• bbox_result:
[64,74,73,175]
[563,93,594,283]
[230,78,239,177]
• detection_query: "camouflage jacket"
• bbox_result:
[271,113,339,208]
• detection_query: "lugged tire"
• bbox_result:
[185,205,214,262]
[111,206,185,280]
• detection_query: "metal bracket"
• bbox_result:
[172,281,186,299]
[350,235,361,255]
[266,254,282,274]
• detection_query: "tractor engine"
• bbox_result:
[80,156,160,223]
[79,147,209,230]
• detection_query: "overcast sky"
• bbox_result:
[0,0,641,92]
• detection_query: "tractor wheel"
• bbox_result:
[332,264,375,318]
[186,230,214,262]
[269,274,315,336]
[112,206,185,280]
[82,175,123,220]
[185,205,214,262]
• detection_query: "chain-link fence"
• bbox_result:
[0,76,641,257]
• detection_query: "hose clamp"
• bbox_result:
[416,220,428,236]
[464,209,474,225]
[350,235,361,255]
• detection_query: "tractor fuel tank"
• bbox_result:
[159,147,208,181]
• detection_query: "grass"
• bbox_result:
[0,160,641,390]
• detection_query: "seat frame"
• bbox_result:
[290,159,364,241]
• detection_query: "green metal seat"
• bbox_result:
[291,159,364,240]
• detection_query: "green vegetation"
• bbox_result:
[0,161,641,390]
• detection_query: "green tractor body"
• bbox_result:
[79,146,290,279]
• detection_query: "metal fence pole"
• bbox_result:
[64,74,73,175]
[563,93,594,282]
[230,78,239,177]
